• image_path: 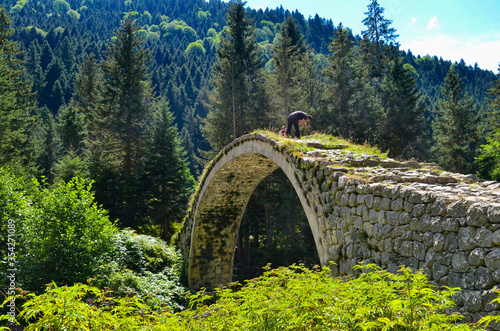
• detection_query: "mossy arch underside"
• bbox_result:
[182,134,326,289]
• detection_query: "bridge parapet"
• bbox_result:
[180,133,500,322]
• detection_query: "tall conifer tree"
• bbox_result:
[323,23,357,138]
[100,14,154,175]
[143,100,193,241]
[0,6,36,169]
[203,0,266,153]
[378,55,424,158]
[269,16,307,125]
[433,67,478,173]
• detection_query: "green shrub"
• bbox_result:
[97,230,186,310]
[16,178,117,291]
[3,264,484,330]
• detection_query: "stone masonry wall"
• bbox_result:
[181,133,500,323]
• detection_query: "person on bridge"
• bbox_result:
[286,111,312,139]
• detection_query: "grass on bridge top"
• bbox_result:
[254,130,389,160]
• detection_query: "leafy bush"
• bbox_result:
[0,172,119,291]
[3,264,485,330]
[97,230,186,310]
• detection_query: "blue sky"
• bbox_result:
[218,0,500,72]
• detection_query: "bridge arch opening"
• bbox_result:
[233,168,320,281]
[183,135,327,289]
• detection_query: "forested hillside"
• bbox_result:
[1,0,500,278]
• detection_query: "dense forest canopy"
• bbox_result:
[1,0,500,279]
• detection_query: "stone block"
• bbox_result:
[447,200,468,218]
[469,248,486,267]
[387,211,400,225]
[404,202,414,212]
[381,197,392,211]
[431,199,447,216]
[433,233,446,252]
[458,227,478,251]
[357,194,365,205]
[442,218,460,232]
[493,229,500,246]
[430,217,444,232]
[452,252,470,272]
[409,191,424,204]
[391,198,404,211]
[412,204,426,217]
[467,203,488,227]
[445,232,458,251]
[373,197,382,211]
[463,291,483,313]
[432,262,449,280]
[485,248,500,270]
[475,267,495,290]
[488,204,500,223]
[364,194,374,209]
[475,227,493,248]
[348,193,357,207]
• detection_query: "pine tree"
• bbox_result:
[90,14,155,227]
[74,53,102,131]
[143,100,193,241]
[100,14,154,175]
[360,0,399,77]
[323,23,357,138]
[203,0,267,153]
[0,6,36,169]
[36,110,60,183]
[433,67,479,173]
[378,55,424,158]
[57,102,87,153]
[268,16,307,125]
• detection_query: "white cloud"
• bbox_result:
[407,17,417,26]
[401,33,500,72]
[426,17,440,30]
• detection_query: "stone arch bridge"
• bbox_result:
[180,133,500,319]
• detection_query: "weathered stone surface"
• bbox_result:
[463,291,483,313]
[432,263,449,280]
[467,203,489,227]
[458,227,478,251]
[475,267,495,290]
[469,248,486,267]
[475,228,493,248]
[485,249,500,270]
[433,233,446,252]
[452,252,470,273]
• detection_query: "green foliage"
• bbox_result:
[67,9,80,20]
[99,229,186,310]
[0,6,36,171]
[0,170,118,292]
[476,129,500,180]
[433,67,479,174]
[17,178,118,291]
[185,41,205,55]
[203,0,267,154]
[53,0,70,12]
[3,264,480,330]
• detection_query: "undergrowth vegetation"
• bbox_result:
[2,264,494,330]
